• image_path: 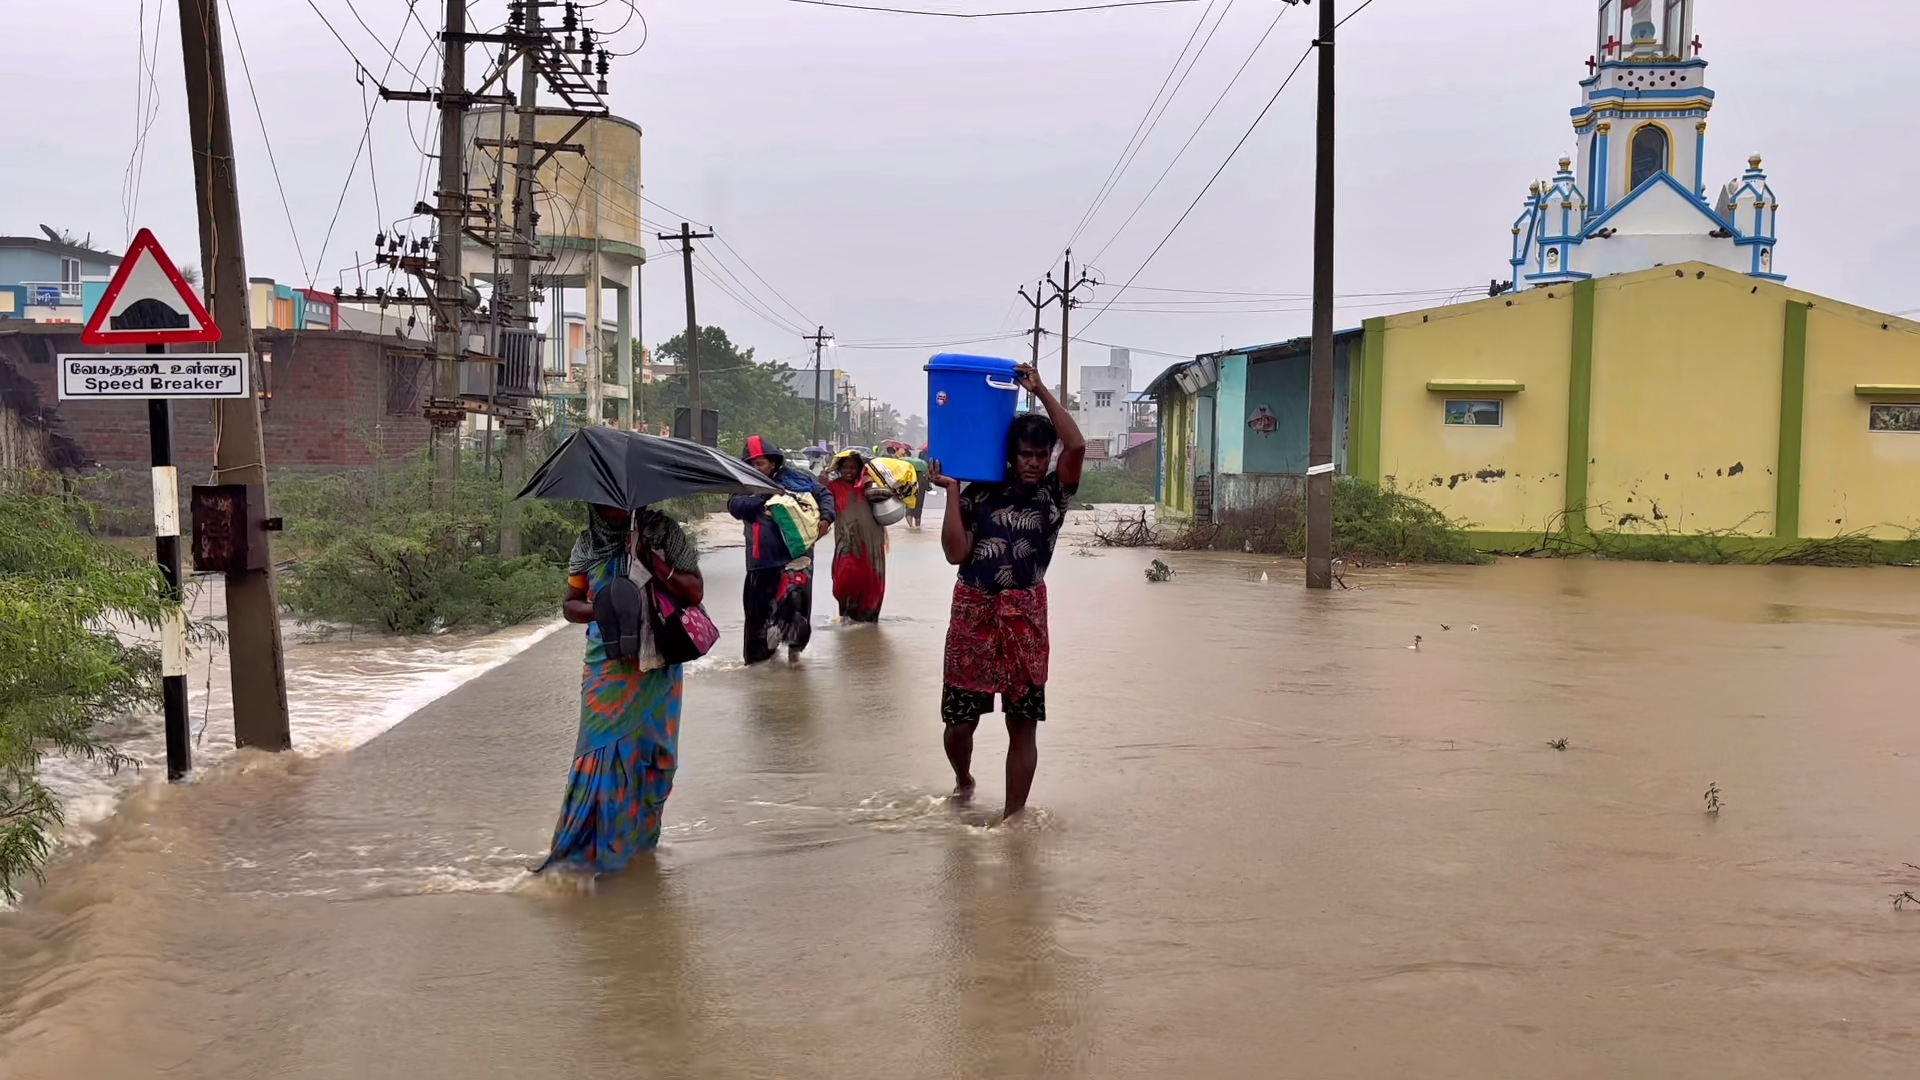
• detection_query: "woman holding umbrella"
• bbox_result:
[538,504,704,875]
[515,425,779,875]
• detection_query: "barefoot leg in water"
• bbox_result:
[944,719,977,803]
[1003,717,1038,820]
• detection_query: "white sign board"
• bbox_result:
[57,354,251,400]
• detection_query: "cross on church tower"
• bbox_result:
[1586,55,1599,75]
[1603,35,1621,57]
[1692,35,1704,56]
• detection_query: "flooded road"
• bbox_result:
[5,514,1920,1078]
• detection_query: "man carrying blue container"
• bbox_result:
[730,435,835,666]
[927,363,1085,821]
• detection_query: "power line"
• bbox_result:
[121,0,166,245]
[786,0,1202,16]
[1072,0,1238,255]
[307,1,415,285]
[222,0,311,285]
[1086,0,1292,265]
[1078,41,1316,337]
[1057,0,1218,260]
[1336,0,1380,30]
[712,233,815,328]
[338,0,433,87]
[1119,283,1484,299]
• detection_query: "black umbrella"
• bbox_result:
[516,426,779,509]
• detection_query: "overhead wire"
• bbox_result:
[1086,0,1292,266]
[1055,0,1218,261]
[222,0,312,285]
[785,0,1203,16]
[306,0,416,285]
[338,0,433,88]
[1076,41,1316,338]
[122,0,169,246]
[1071,0,1238,255]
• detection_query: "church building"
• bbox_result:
[1510,0,1780,289]
[1153,0,1920,557]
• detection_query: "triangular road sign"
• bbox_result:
[80,228,221,346]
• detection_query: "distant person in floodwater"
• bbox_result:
[538,504,703,875]
[928,362,1085,821]
[730,435,834,665]
[824,449,889,623]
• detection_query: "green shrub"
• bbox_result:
[274,454,566,634]
[0,483,175,899]
[1176,477,1484,565]
[1326,476,1485,564]
[1076,468,1155,505]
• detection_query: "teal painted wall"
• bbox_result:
[1236,343,1352,474]
[1215,354,1247,474]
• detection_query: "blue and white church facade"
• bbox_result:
[1508,0,1781,290]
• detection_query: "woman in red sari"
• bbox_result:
[824,450,889,622]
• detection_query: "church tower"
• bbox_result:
[1508,1,1781,290]
[1576,0,1708,214]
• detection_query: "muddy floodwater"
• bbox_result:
[5,512,1920,1078]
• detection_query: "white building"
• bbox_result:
[1508,0,1781,290]
[1075,347,1133,464]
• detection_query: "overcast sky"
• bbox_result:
[7,0,1918,412]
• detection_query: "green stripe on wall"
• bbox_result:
[1356,317,1386,484]
[1776,301,1809,539]
[1564,280,1595,539]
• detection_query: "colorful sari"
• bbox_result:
[539,512,697,875]
[826,475,887,622]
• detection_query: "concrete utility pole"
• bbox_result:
[1016,279,1055,412]
[805,325,832,446]
[176,0,292,750]
[430,0,470,499]
[1305,0,1338,590]
[497,0,544,560]
[1046,251,1097,408]
[658,222,714,444]
[863,394,878,445]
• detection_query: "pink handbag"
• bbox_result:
[650,584,718,664]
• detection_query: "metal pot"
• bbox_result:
[870,496,908,527]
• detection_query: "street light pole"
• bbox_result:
[1305,0,1338,590]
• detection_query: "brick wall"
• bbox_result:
[0,327,432,476]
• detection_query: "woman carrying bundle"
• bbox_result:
[824,449,890,622]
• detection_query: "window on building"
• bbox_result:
[1629,124,1668,191]
[59,257,81,296]
[1094,390,1113,409]
[1444,399,1502,427]
[1597,0,1621,55]
[1869,403,1920,432]
[1663,0,1686,56]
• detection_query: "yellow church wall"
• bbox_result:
[1584,270,1783,536]
[1374,290,1572,534]
[1799,306,1920,538]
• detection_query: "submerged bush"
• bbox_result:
[0,483,174,899]
[1326,476,1485,564]
[1171,477,1484,565]
[274,454,566,634]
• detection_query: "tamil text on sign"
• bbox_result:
[57,354,251,400]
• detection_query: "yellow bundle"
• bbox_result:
[864,457,919,508]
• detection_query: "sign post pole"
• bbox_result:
[145,341,191,781]
[74,226,232,781]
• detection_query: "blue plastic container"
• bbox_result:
[925,353,1020,483]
